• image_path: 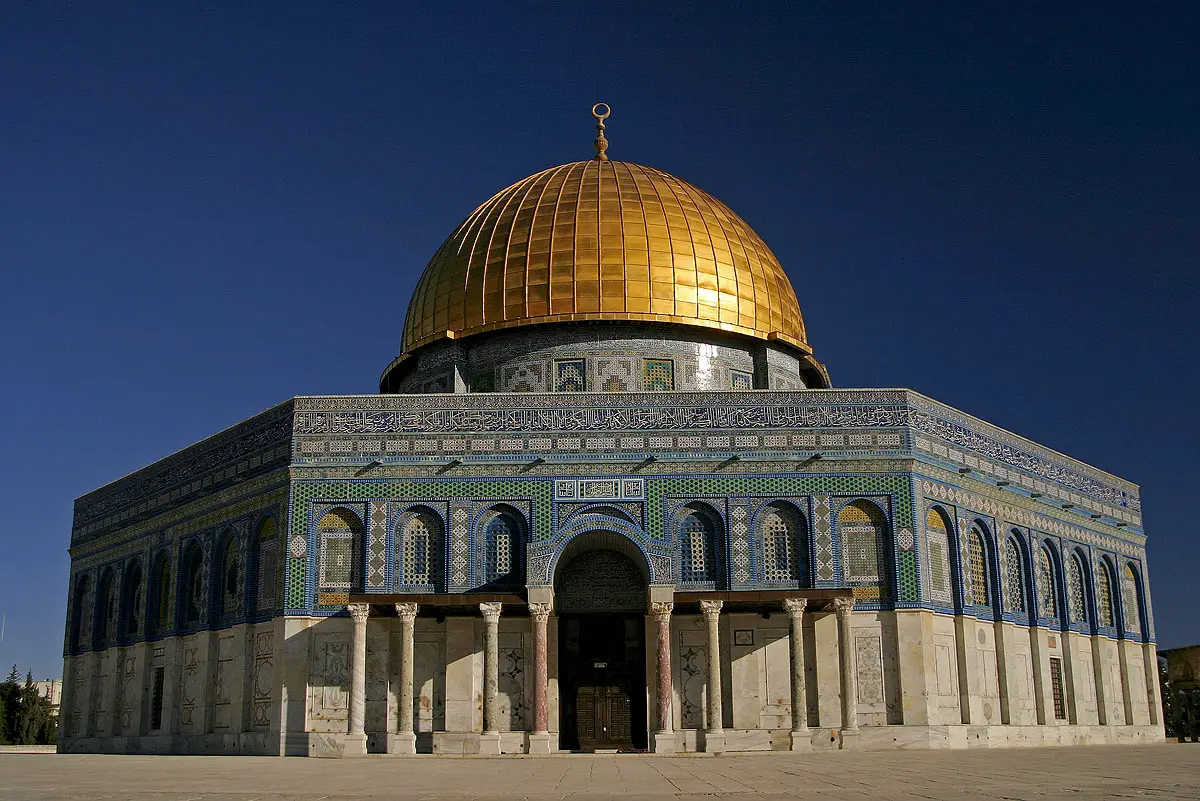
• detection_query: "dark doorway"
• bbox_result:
[553,542,650,752]
[559,614,647,751]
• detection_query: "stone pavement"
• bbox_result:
[1,744,1198,800]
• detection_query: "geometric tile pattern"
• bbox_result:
[813,495,834,583]
[368,500,387,587]
[728,500,751,586]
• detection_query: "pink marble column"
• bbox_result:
[528,602,552,734]
[833,597,859,733]
[652,602,674,733]
[782,597,810,750]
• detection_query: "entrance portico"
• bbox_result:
[343,582,856,755]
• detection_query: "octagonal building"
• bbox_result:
[59,113,1163,756]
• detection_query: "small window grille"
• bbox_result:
[484,514,518,583]
[679,513,714,583]
[761,506,797,582]
[1096,564,1115,627]
[1037,549,1058,619]
[1049,657,1067,720]
[401,514,439,587]
[968,531,989,606]
[151,666,166,730]
[1067,556,1086,623]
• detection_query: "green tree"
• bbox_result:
[0,666,19,744]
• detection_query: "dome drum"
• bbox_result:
[379,321,827,394]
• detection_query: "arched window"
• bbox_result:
[1067,552,1087,624]
[181,540,205,626]
[967,528,990,606]
[69,574,91,652]
[483,511,523,585]
[398,509,443,589]
[1122,564,1143,636]
[256,517,279,612]
[1096,560,1115,628]
[151,553,172,632]
[120,559,144,641]
[678,507,719,585]
[1003,537,1026,613]
[95,567,118,648]
[839,501,890,597]
[924,508,953,605]
[217,530,243,618]
[317,508,364,593]
[760,503,806,584]
[1037,547,1058,619]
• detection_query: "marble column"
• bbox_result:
[783,597,811,751]
[528,602,553,754]
[345,603,371,756]
[833,597,859,747]
[651,601,675,754]
[392,602,418,754]
[479,601,502,755]
[699,599,725,753]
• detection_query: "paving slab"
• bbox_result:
[0,744,1198,800]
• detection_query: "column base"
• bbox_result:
[702,730,725,754]
[653,732,677,754]
[478,731,502,755]
[839,728,861,750]
[527,732,553,755]
[790,729,813,752]
[387,732,416,754]
[343,733,368,757]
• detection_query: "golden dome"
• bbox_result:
[401,159,812,355]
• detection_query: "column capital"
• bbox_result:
[782,597,808,618]
[479,601,502,622]
[651,601,674,622]
[832,596,855,617]
[528,602,552,622]
[347,603,371,624]
[699,599,724,619]
[394,602,419,623]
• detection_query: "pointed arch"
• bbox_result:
[1095,556,1116,628]
[1003,533,1028,615]
[150,549,173,634]
[1121,562,1145,638]
[396,505,445,590]
[69,573,92,652]
[839,499,891,600]
[255,516,280,612]
[1066,549,1090,626]
[94,566,119,648]
[317,507,365,593]
[757,500,808,585]
[180,539,205,627]
[924,506,955,605]
[215,528,244,619]
[965,523,993,608]
[675,503,724,587]
[478,504,527,588]
[120,558,144,642]
[1036,544,1060,621]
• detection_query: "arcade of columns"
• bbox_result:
[340,596,859,755]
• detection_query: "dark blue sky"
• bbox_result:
[1,3,1196,678]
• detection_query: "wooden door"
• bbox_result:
[576,685,633,750]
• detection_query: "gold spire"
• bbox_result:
[592,103,610,161]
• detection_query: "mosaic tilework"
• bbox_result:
[555,359,586,392]
[644,359,674,391]
[594,357,635,392]
[813,496,834,583]
[449,503,470,589]
[728,500,751,586]
[367,501,387,587]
